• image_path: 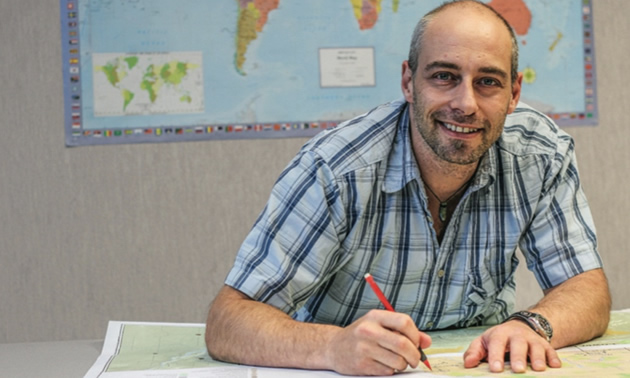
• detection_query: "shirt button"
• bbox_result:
[437,269,445,278]
[426,321,434,328]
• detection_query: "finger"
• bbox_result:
[463,337,487,368]
[354,312,420,369]
[374,310,422,347]
[419,331,432,350]
[372,343,414,373]
[376,330,421,368]
[486,335,508,373]
[528,342,548,372]
[507,338,528,373]
[546,346,562,368]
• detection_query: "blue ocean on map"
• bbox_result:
[77,0,590,131]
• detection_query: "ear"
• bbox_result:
[507,72,523,114]
[401,60,414,103]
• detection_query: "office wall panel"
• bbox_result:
[0,0,627,343]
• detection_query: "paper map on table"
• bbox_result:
[84,311,630,377]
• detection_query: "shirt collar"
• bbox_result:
[383,102,496,193]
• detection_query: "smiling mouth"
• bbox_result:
[442,122,480,134]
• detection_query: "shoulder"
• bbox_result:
[498,102,574,157]
[298,99,407,175]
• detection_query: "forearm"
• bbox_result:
[529,268,611,348]
[205,285,339,370]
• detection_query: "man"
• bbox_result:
[206,1,611,375]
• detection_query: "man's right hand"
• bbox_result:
[324,309,432,376]
[206,287,431,376]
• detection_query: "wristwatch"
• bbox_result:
[502,310,553,342]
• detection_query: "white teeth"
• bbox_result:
[443,122,477,134]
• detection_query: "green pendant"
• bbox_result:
[438,203,448,222]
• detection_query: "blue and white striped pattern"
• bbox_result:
[225,98,602,330]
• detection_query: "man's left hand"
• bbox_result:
[462,320,562,373]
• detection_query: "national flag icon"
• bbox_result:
[69,31,77,37]
[206,126,213,133]
[155,128,162,136]
[71,122,81,129]
[69,58,79,64]
[125,130,133,135]
[234,125,244,132]
[195,127,204,134]
[70,76,79,83]
[68,12,77,18]
[254,124,262,131]
[69,39,78,45]
[114,130,122,136]
[176,128,183,134]
[69,66,79,74]
[69,48,79,54]
[93,130,102,137]
[68,22,77,27]
[105,130,112,137]
[67,3,75,10]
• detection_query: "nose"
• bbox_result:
[449,80,478,117]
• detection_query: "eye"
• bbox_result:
[432,72,457,82]
[478,77,502,87]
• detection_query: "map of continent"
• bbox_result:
[488,0,532,36]
[92,52,204,116]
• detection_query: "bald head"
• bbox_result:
[407,0,519,83]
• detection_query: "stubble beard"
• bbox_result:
[411,90,507,166]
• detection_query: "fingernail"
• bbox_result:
[491,361,503,372]
[513,361,525,372]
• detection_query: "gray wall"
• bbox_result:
[0,1,627,343]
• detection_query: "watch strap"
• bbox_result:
[502,310,553,342]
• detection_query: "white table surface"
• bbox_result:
[0,339,102,378]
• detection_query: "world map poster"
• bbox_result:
[61,0,598,147]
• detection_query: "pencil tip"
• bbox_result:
[423,359,432,371]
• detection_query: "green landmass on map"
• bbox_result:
[95,56,199,112]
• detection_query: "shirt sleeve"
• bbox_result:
[225,149,351,315]
[519,136,603,290]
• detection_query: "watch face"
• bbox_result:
[529,312,553,339]
[512,311,553,341]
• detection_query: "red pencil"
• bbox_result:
[364,273,432,371]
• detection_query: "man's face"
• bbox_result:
[402,6,522,166]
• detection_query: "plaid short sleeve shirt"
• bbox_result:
[225,98,602,330]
